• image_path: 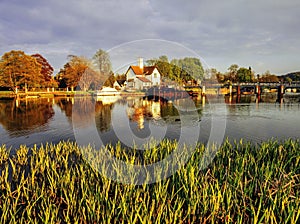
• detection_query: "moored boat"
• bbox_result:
[94,87,121,96]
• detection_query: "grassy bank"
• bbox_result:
[0,139,299,223]
[0,90,146,99]
[0,91,93,99]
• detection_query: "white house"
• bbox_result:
[125,58,161,90]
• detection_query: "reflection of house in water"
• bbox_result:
[126,98,161,129]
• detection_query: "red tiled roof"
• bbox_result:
[137,76,151,82]
[130,66,156,76]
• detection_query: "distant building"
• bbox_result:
[125,58,161,90]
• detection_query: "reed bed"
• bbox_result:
[0,139,299,223]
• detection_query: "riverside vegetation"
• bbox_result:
[0,139,299,223]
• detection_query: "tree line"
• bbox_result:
[207,64,294,84]
[0,51,56,93]
[0,49,114,93]
[146,55,204,85]
[0,49,298,94]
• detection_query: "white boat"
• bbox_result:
[95,95,121,105]
[94,87,121,96]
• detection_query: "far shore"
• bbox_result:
[0,90,147,99]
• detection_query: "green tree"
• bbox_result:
[285,77,292,84]
[0,50,43,93]
[147,56,172,78]
[175,57,204,82]
[170,60,182,83]
[158,55,168,63]
[148,56,204,84]
[237,67,253,82]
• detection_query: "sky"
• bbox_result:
[0,0,299,75]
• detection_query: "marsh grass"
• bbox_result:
[0,139,299,223]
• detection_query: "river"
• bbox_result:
[0,94,300,149]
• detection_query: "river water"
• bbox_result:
[0,94,300,149]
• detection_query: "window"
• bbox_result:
[153,73,157,78]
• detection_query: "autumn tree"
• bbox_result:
[78,67,100,91]
[259,71,279,83]
[102,72,116,87]
[56,55,98,90]
[0,50,43,93]
[226,64,239,82]
[31,53,54,87]
[202,67,226,83]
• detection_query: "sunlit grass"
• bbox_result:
[0,139,299,223]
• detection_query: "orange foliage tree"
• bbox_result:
[31,53,55,87]
[0,50,43,93]
[56,55,99,90]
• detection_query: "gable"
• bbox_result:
[130,65,157,76]
[125,67,136,80]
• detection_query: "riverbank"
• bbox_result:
[0,90,146,99]
[0,91,91,99]
[0,139,299,223]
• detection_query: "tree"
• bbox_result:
[259,71,279,83]
[92,49,114,88]
[78,67,99,91]
[31,53,54,87]
[176,57,204,82]
[147,56,173,79]
[237,67,253,82]
[103,72,116,87]
[93,49,112,74]
[0,50,42,93]
[158,55,169,63]
[227,64,239,82]
[285,77,292,84]
[148,56,205,84]
[56,55,98,90]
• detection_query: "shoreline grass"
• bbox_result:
[0,139,299,223]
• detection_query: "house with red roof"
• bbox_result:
[125,58,161,90]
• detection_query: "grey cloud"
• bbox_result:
[0,0,299,74]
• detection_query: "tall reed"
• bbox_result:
[0,139,299,223]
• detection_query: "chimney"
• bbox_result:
[138,57,143,70]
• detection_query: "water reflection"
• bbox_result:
[225,93,280,104]
[0,98,54,136]
[126,98,162,129]
[56,97,73,118]
[2,93,299,148]
[95,101,114,132]
[92,96,204,147]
